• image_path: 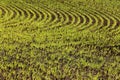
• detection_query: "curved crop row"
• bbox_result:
[0,3,120,33]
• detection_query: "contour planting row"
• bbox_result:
[0,4,91,28]
[38,4,94,30]
[0,3,120,32]
[25,4,119,31]
[70,7,120,32]
[85,8,120,32]
[0,5,6,18]
[0,4,46,26]
[40,4,102,30]
[87,9,120,33]
[56,1,120,31]
[0,5,12,23]
[0,4,102,28]
[0,5,26,25]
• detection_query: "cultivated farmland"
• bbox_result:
[0,0,120,79]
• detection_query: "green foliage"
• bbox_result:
[0,0,120,79]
